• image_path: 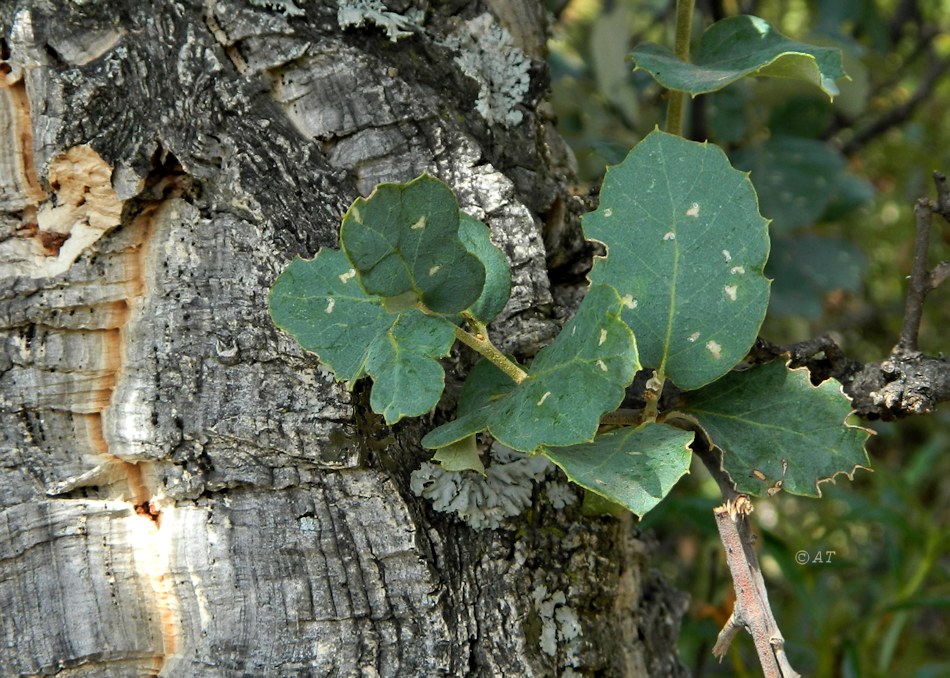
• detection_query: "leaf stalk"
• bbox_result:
[451,324,528,384]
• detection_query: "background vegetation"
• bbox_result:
[547,1,950,675]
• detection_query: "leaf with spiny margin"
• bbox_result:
[422,285,639,452]
[543,423,694,518]
[268,248,455,424]
[585,129,770,391]
[684,360,871,497]
[340,173,486,315]
[458,214,511,323]
[432,435,486,475]
[630,15,846,98]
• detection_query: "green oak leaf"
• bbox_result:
[433,435,486,475]
[630,15,846,98]
[544,423,694,518]
[684,360,872,497]
[585,129,770,391]
[340,173,486,315]
[457,354,518,415]
[458,214,512,323]
[269,248,455,424]
[422,285,639,452]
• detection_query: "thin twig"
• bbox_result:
[934,171,950,218]
[711,498,800,677]
[684,422,801,676]
[692,437,738,501]
[896,198,935,353]
[841,54,950,155]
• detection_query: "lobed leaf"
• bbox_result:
[422,285,639,452]
[458,214,512,323]
[544,423,694,518]
[340,173,486,314]
[630,15,846,98]
[684,360,872,497]
[585,129,770,391]
[268,249,455,424]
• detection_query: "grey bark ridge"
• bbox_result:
[0,2,686,675]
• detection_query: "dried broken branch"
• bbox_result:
[689,435,800,677]
[711,499,800,678]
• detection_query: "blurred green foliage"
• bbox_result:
[548,0,950,674]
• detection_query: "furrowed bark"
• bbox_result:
[0,2,685,676]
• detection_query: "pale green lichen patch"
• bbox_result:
[442,14,531,125]
[337,0,423,41]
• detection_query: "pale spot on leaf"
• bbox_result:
[537,391,552,406]
[598,329,607,346]
[685,202,700,218]
[429,265,441,276]
[724,285,738,301]
[597,359,608,372]
[339,269,357,283]
[688,332,700,342]
[603,208,613,217]
[325,298,336,314]
[722,250,732,262]
[411,216,426,230]
[663,231,676,241]
[730,266,746,275]
[706,340,722,359]
[621,295,638,309]
[351,206,362,222]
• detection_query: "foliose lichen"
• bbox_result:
[410,442,550,530]
[337,0,424,42]
[249,0,305,17]
[546,481,577,509]
[531,584,584,666]
[442,13,531,126]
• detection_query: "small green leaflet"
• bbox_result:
[544,423,694,518]
[433,435,486,475]
[422,285,639,452]
[630,15,847,98]
[458,214,512,323]
[268,249,455,424]
[586,129,770,391]
[340,174,486,315]
[684,361,871,497]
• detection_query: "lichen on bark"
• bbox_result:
[0,2,687,675]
